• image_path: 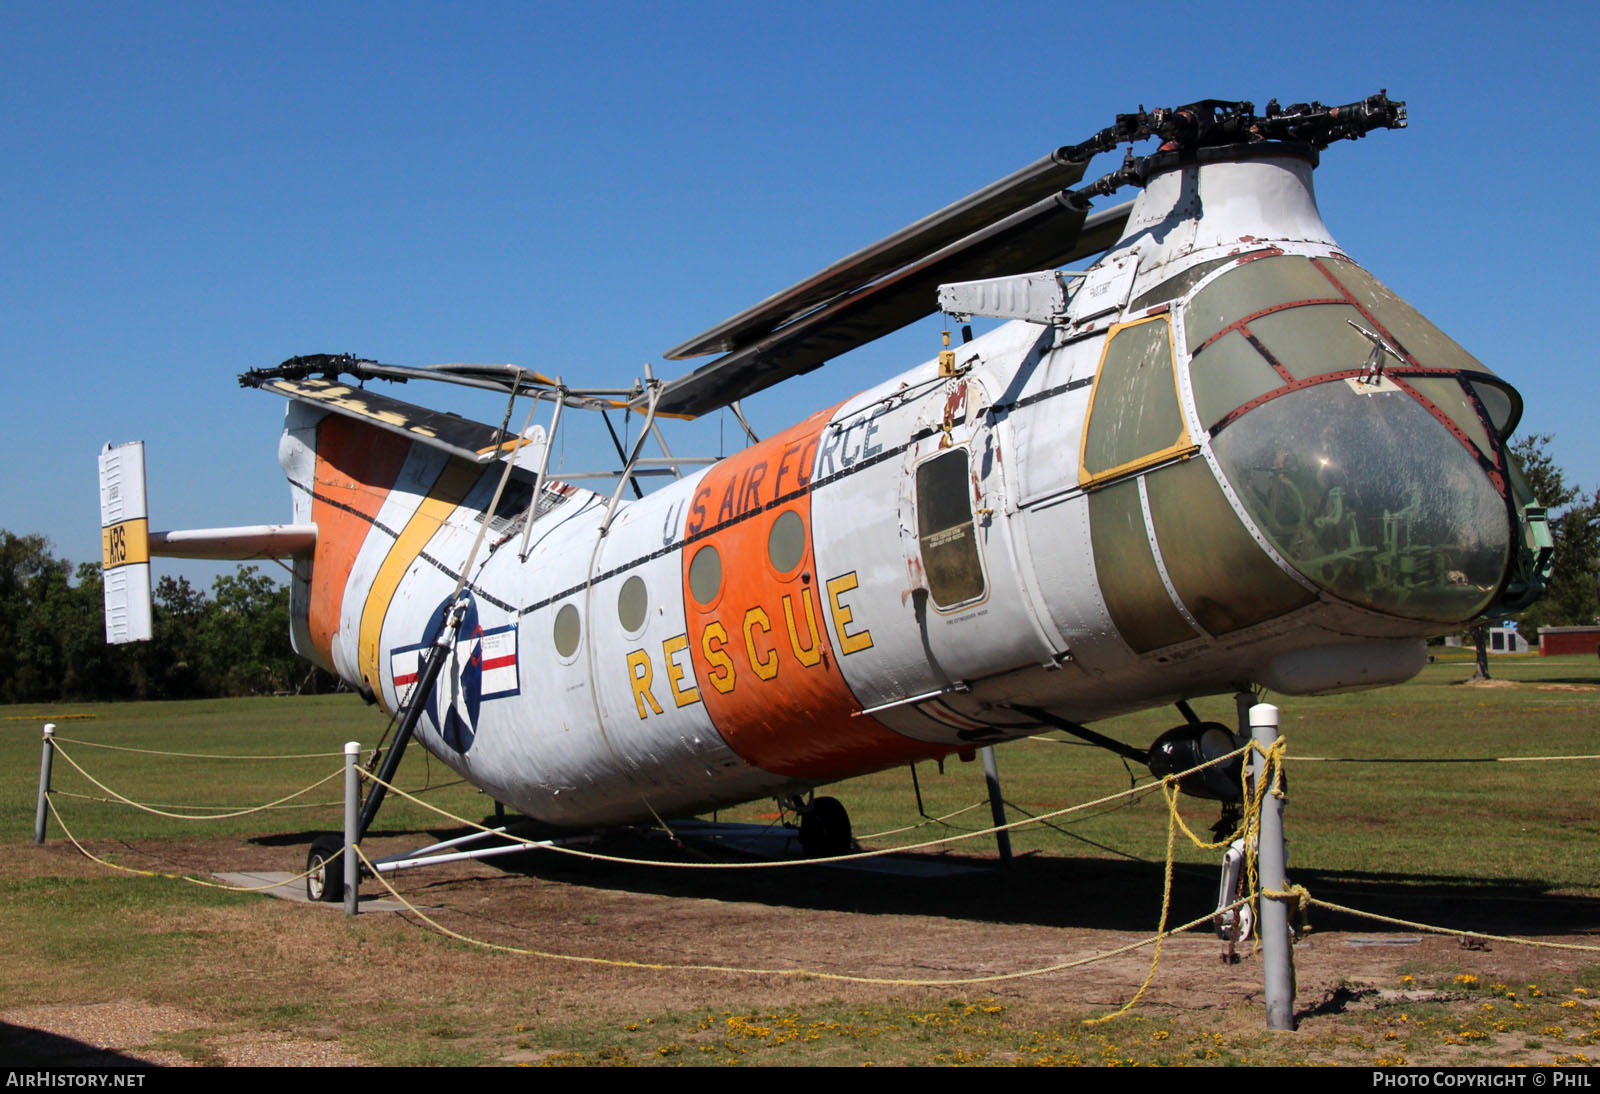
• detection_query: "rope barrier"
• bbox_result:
[43,794,336,893]
[350,841,1247,987]
[50,741,344,820]
[354,749,1221,869]
[49,788,343,812]
[1289,753,1600,764]
[1307,898,1600,953]
[50,735,345,760]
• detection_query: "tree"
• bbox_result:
[1510,434,1600,632]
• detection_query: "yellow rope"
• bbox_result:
[1289,753,1600,763]
[1085,736,1286,1024]
[4,713,95,721]
[854,800,988,841]
[357,749,1229,869]
[44,794,335,893]
[50,741,343,820]
[1308,898,1600,953]
[352,842,1238,986]
[49,788,343,812]
[50,735,345,760]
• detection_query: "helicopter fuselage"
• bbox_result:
[272,148,1538,829]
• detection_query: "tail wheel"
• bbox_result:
[306,836,346,903]
[797,796,852,858]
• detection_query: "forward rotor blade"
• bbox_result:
[652,198,1131,418]
[662,148,1094,362]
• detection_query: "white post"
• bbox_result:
[344,741,360,916]
[33,724,56,844]
[1250,703,1295,1030]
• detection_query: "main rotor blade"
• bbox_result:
[652,198,1131,418]
[662,149,1094,362]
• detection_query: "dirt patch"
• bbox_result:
[6,831,1599,1065]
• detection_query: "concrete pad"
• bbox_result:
[215,871,411,913]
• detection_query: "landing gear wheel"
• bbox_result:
[798,796,852,858]
[306,836,345,903]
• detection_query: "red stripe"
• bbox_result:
[481,655,516,671]
[394,672,418,686]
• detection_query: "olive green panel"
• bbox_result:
[1249,303,1375,381]
[1083,319,1186,478]
[1210,382,1510,624]
[1146,458,1316,635]
[1322,258,1496,377]
[916,449,986,608]
[1088,479,1197,653]
[1190,330,1285,429]
[1184,256,1340,353]
[1467,379,1519,437]
[1128,255,1236,312]
[1404,376,1495,459]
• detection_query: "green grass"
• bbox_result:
[2,694,490,843]
[3,656,1599,1065]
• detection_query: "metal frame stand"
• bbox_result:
[979,745,1012,867]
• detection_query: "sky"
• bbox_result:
[4,1,1596,590]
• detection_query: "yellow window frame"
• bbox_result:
[1077,314,1198,489]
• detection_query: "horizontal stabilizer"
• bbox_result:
[256,377,542,465]
[150,525,316,561]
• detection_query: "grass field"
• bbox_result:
[3,654,1598,1066]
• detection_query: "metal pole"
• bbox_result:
[1250,702,1295,1030]
[979,745,1012,867]
[344,741,360,917]
[33,723,56,844]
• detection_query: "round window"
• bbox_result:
[617,575,647,632]
[766,510,806,574]
[688,545,722,605]
[553,603,581,658]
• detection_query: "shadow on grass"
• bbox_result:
[375,821,1600,940]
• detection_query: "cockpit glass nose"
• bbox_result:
[1210,380,1510,624]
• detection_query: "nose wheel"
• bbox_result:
[793,796,853,858]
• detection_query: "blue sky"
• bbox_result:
[4,1,1596,588]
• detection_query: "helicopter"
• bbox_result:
[98,92,1553,901]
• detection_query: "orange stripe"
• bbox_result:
[307,416,410,670]
[682,407,946,780]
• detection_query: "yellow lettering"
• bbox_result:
[662,634,701,708]
[701,622,736,694]
[826,572,874,655]
[626,649,663,719]
[743,606,778,681]
[782,589,822,668]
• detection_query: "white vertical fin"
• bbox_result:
[99,441,153,644]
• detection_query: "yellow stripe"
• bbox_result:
[356,459,483,691]
[101,518,149,569]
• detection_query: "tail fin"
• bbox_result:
[99,442,153,644]
[98,440,316,644]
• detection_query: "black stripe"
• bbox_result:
[293,374,1086,618]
